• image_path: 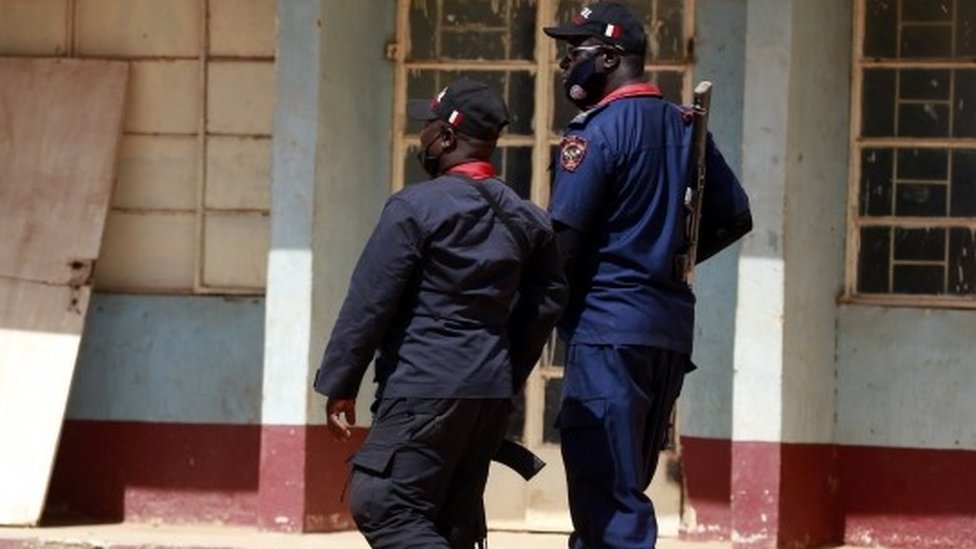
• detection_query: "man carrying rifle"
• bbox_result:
[543,3,751,547]
[312,78,567,549]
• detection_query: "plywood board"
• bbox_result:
[0,57,128,525]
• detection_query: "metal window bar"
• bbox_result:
[846,0,976,307]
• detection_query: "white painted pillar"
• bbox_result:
[730,0,851,547]
[258,0,325,532]
[259,0,394,532]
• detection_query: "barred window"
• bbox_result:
[849,0,976,306]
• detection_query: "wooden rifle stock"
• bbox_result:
[679,80,713,286]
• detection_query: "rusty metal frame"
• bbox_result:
[844,0,976,309]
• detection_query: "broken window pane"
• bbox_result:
[953,70,976,137]
[948,228,976,294]
[902,0,952,22]
[408,0,537,61]
[957,1,976,56]
[898,101,951,138]
[865,0,976,60]
[900,69,950,101]
[895,183,948,216]
[860,148,893,217]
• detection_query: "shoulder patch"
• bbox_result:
[560,135,587,172]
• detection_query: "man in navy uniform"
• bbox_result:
[543,3,752,548]
[312,78,567,549]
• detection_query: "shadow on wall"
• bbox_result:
[45,421,262,525]
[43,294,266,524]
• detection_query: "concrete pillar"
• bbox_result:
[680,0,746,539]
[730,0,851,547]
[259,0,393,532]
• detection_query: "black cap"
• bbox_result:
[543,1,646,55]
[406,78,510,141]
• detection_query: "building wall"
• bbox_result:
[681,0,976,546]
[0,0,276,294]
[680,0,746,538]
[0,0,392,527]
[6,0,974,544]
[257,0,395,532]
[0,0,276,525]
[49,295,265,523]
[836,305,976,548]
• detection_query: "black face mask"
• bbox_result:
[563,53,607,110]
[416,131,443,177]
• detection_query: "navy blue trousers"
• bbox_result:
[557,344,690,549]
[348,398,510,549]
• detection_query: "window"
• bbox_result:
[392,0,693,444]
[849,0,976,306]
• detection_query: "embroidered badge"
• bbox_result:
[560,136,587,172]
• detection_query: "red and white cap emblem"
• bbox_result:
[448,110,464,127]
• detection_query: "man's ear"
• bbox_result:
[441,127,457,150]
[602,49,620,70]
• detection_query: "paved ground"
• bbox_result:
[0,523,736,549]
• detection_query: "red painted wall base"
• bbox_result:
[47,422,976,547]
[681,436,976,549]
[46,420,364,532]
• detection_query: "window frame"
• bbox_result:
[845,0,976,308]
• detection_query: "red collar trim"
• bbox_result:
[447,161,496,181]
[597,82,662,107]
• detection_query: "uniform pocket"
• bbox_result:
[555,398,606,429]
[350,399,411,476]
[351,399,452,475]
[351,442,397,476]
[555,398,613,479]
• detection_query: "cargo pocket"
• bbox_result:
[349,443,397,529]
[350,442,397,476]
[555,398,612,479]
[350,399,410,476]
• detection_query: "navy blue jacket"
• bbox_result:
[549,83,748,354]
[314,168,567,400]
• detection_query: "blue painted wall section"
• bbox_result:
[683,0,747,441]
[68,293,265,424]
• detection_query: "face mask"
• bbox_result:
[416,132,442,177]
[563,53,607,109]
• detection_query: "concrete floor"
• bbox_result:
[0,523,737,549]
[0,523,880,549]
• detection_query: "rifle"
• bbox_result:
[676,80,713,286]
[493,438,546,480]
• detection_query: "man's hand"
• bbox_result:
[325,398,356,442]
